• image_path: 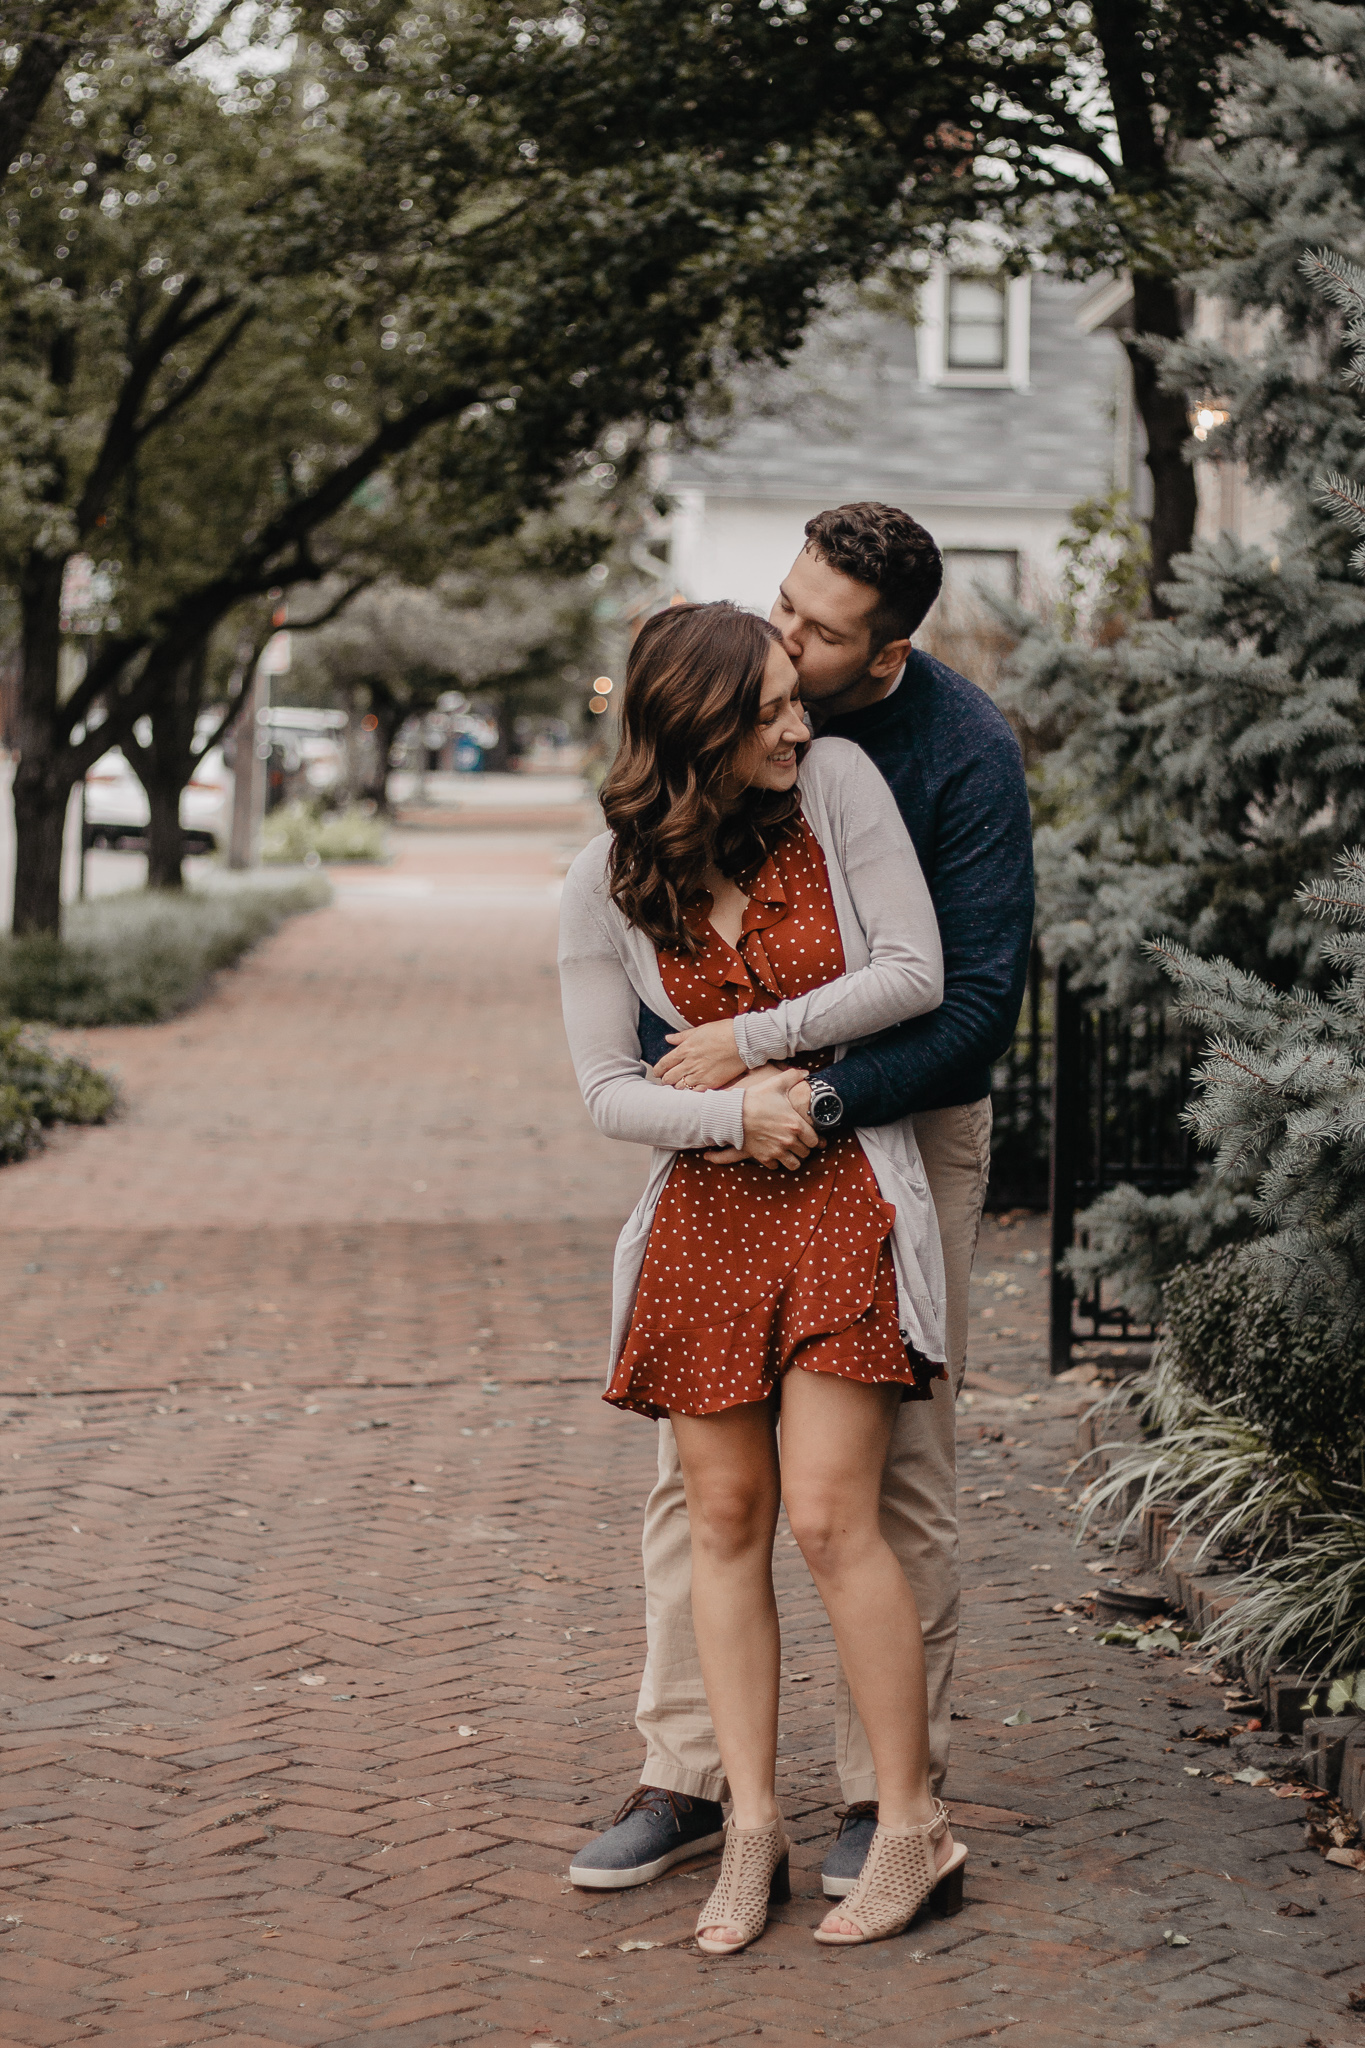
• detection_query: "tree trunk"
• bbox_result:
[145,771,187,890]
[1126,273,1199,616]
[0,34,70,170]
[362,683,403,813]
[10,758,75,937]
[124,649,205,890]
[483,703,512,774]
[11,553,73,937]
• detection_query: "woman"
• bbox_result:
[558,602,967,1953]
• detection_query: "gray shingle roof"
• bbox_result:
[668,275,1118,508]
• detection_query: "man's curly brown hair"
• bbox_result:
[804,502,943,647]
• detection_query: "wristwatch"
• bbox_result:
[807,1075,845,1131]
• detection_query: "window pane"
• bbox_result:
[947,273,1006,370]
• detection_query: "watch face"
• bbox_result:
[813,1093,841,1128]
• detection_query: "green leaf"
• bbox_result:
[1327,1677,1354,1716]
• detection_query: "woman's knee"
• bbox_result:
[785,1486,879,1577]
[689,1475,775,1561]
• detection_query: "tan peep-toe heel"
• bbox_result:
[812,1799,967,1946]
[695,1814,791,1957]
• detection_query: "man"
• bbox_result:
[568,502,1034,1898]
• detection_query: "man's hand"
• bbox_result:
[704,1066,822,1171]
[656,1018,747,1091]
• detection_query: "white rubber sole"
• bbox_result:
[568,1828,726,1890]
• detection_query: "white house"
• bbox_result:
[660,261,1129,677]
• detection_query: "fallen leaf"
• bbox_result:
[1183,1767,1202,1777]
[298,1674,327,1687]
[1029,1564,1052,1572]
[458,1725,478,1736]
[61,1653,109,1665]
[1276,1901,1316,1916]
[617,1939,662,1952]
[1003,1708,1031,1726]
[1232,1767,1271,1786]
[1162,1930,1190,1947]
[1326,1847,1365,1871]
[789,1673,811,1682]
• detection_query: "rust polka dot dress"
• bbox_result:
[606,816,943,1421]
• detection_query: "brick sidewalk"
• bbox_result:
[1,824,1362,2048]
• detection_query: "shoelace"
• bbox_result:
[834,1800,879,1840]
[610,1785,699,1830]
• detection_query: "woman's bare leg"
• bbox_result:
[671,1400,782,1943]
[778,1368,955,1935]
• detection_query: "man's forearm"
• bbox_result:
[823,974,1025,1126]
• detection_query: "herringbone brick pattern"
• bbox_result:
[1,820,1361,2046]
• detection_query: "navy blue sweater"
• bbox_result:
[637,649,1035,1124]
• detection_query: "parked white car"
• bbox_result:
[83,746,231,854]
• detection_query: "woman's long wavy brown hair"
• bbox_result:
[601,601,806,953]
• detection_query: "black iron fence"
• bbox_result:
[985,945,1052,1212]
[985,955,1200,1369]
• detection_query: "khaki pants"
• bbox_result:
[633,1098,992,1804]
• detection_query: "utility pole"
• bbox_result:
[228,661,268,870]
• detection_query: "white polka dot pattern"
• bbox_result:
[606,815,942,1421]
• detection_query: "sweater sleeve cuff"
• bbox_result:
[732,1010,785,1068]
[714,1089,746,1149]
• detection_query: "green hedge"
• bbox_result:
[0,875,330,1027]
[262,800,386,865]
[0,1020,118,1164]
[1164,1247,1365,1482]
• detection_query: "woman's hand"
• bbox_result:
[656,1018,747,1091]
[705,1068,822,1172]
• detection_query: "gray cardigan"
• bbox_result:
[557,738,948,1375]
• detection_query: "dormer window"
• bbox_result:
[946,273,1007,371]
[918,259,1031,389]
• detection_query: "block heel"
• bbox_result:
[696,1815,791,1956]
[814,1801,969,1946]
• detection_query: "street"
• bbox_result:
[0,810,1360,2048]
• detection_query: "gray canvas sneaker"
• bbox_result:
[568,1786,726,1890]
[820,1801,878,1897]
